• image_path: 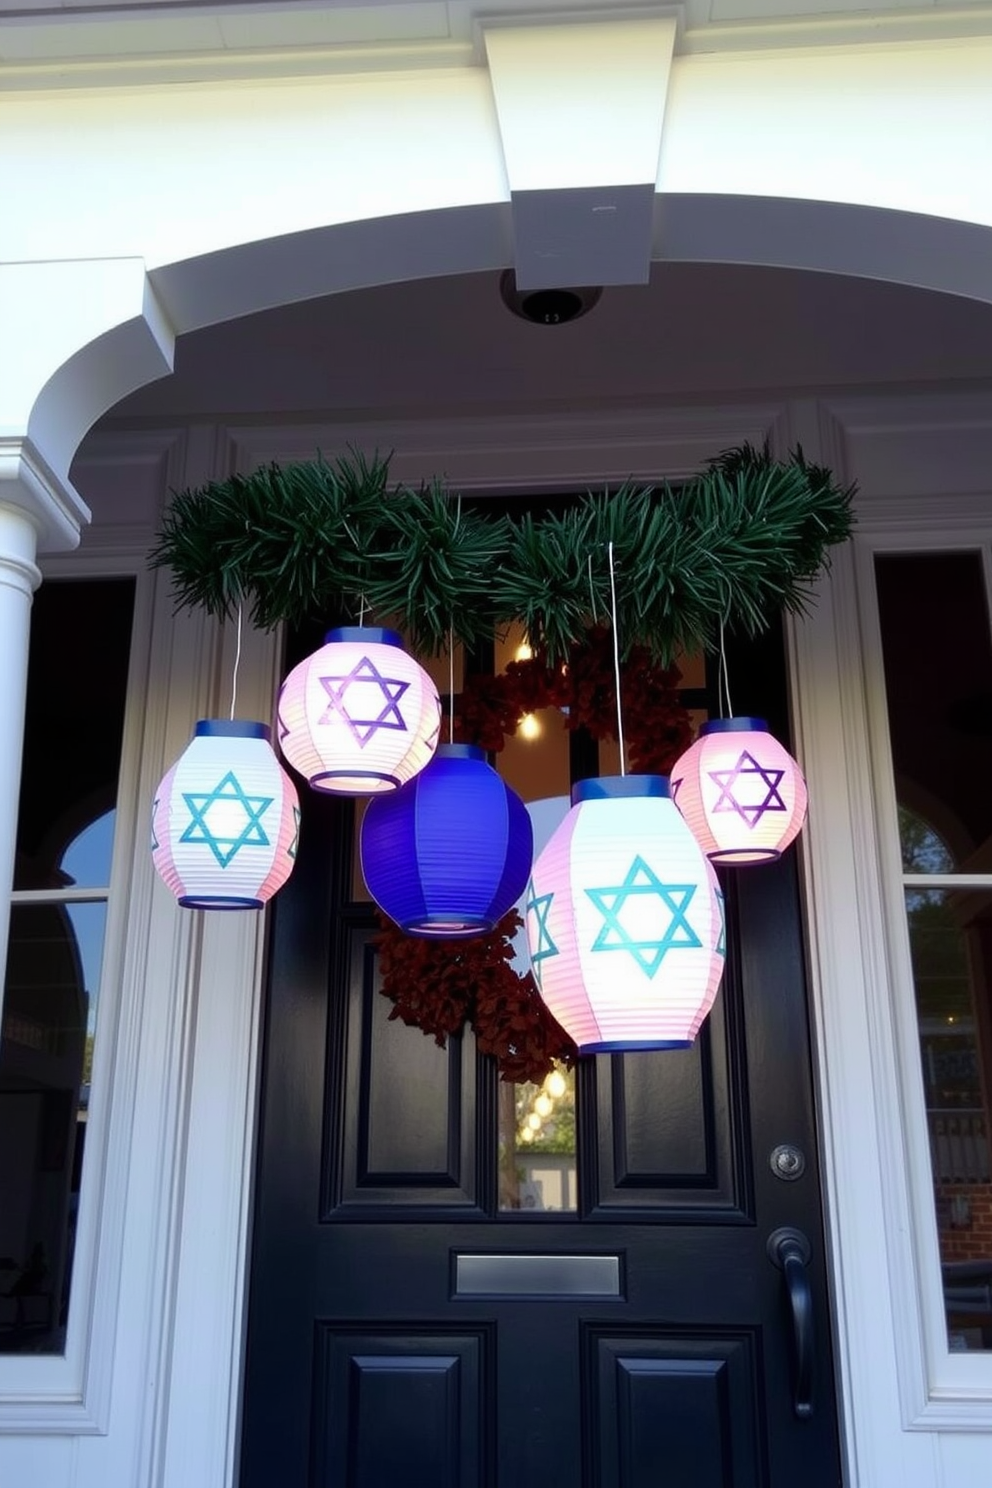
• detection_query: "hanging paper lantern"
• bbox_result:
[670,717,808,865]
[152,720,300,909]
[277,626,441,795]
[525,776,725,1052]
[360,743,534,937]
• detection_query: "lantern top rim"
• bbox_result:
[433,743,486,762]
[700,716,768,736]
[571,775,670,805]
[324,625,404,649]
[194,719,271,741]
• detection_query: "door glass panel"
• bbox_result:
[498,1065,577,1212]
[876,551,992,1350]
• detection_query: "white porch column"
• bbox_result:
[0,255,175,1006]
[0,501,41,988]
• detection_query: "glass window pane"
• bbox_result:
[0,901,107,1353]
[875,553,992,873]
[498,1066,577,1213]
[14,579,135,891]
[905,887,992,1351]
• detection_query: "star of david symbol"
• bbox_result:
[318,656,410,748]
[288,805,301,860]
[670,774,683,807]
[525,879,558,988]
[151,798,160,852]
[586,855,702,978]
[708,750,787,829]
[276,698,291,744]
[716,889,726,957]
[180,771,273,868]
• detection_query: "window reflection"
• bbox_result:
[0,903,106,1352]
[498,1066,577,1213]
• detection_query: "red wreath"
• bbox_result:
[376,626,696,1081]
[374,910,577,1084]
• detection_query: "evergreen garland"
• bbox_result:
[150,443,854,659]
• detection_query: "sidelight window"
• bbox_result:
[875,550,992,1353]
[0,578,134,1355]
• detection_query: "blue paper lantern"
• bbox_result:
[360,743,534,937]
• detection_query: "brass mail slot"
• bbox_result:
[455,1253,622,1298]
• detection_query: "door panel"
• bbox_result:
[242,622,842,1488]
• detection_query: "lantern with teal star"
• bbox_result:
[670,718,808,865]
[277,626,441,795]
[152,720,300,909]
[525,776,725,1052]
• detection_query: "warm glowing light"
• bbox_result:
[527,1113,542,1132]
[534,1094,553,1118]
[518,712,542,741]
[515,641,534,662]
[521,1127,535,1143]
[545,1069,567,1099]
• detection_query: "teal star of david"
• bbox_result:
[180,771,273,868]
[716,888,726,957]
[526,879,558,988]
[586,855,702,977]
[319,656,410,747]
[151,799,160,852]
[288,804,301,860]
[708,750,786,828]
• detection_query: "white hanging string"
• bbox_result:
[448,625,455,745]
[229,602,244,721]
[718,615,734,720]
[587,552,599,626]
[358,592,368,626]
[607,540,626,776]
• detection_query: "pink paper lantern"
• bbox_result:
[277,626,440,795]
[152,720,300,910]
[525,776,725,1052]
[670,717,808,865]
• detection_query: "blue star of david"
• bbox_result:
[708,750,786,828]
[318,656,410,747]
[288,805,301,860]
[151,799,160,851]
[180,771,273,868]
[526,879,558,988]
[586,855,702,977]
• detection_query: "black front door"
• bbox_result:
[241,625,842,1488]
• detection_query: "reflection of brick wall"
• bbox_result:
[936,1183,992,1261]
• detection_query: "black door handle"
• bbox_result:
[767,1227,814,1420]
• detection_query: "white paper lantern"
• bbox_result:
[525,776,725,1052]
[670,717,808,865]
[277,626,440,794]
[152,720,300,909]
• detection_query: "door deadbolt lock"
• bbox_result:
[770,1144,806,1181]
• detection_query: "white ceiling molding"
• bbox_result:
[484,16,676,288]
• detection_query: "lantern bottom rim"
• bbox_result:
[401,913,495,938]
[708,846,782,864]
[178,894,263,911]
[579,1038,694,1053]
[309,768,401,794]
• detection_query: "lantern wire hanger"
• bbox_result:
[448,624,455,745]
[229,601,244,720]
[607,540,626,777]
[717,614,735,720]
